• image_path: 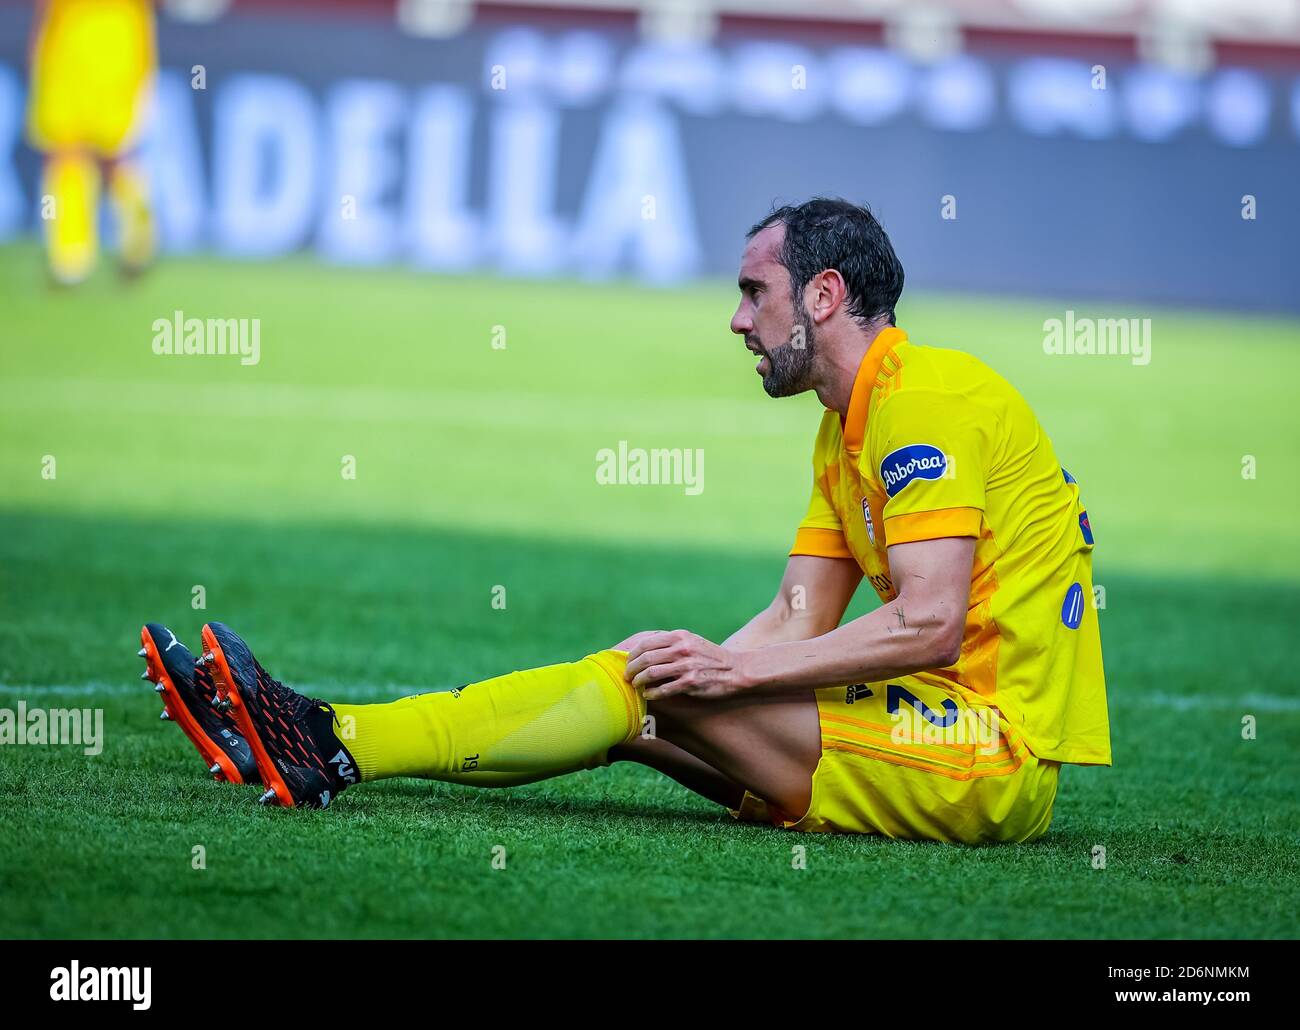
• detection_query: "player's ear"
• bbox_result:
[811,269,846,324]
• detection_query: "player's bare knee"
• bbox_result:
[645,694,704,735]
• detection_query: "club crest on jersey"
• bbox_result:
[880,444,947,497]
[861,497,876,545]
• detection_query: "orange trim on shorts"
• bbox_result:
[823,724,1024,774]
[822,707,1029,755]
[824,738,1027,781]
[822,711,990,757]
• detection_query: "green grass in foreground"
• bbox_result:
[1,512,1296,939]
[0,244,1297,938]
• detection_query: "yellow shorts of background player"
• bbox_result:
[27,0,156,157]
[731,675,1060,844]
[26,0,158,283]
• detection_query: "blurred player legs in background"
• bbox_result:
[26,0,156,284]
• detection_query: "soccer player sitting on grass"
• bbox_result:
[137,198,1110,843]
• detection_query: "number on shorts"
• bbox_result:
[887,684,959,728]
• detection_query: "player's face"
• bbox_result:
[730,225,816,398]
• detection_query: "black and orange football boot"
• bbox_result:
[199,621,359,809]
[139,623,260,785]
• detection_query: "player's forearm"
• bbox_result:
[723,599,835,651]
[740,596,963,693]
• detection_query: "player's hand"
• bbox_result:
[621,629,749,700]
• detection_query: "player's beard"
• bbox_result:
[758,307,817,398]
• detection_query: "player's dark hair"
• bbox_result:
[747,197,904,328]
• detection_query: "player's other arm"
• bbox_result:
[613,554,859,659]
[723,554,862,650]
[626,536,974,699]
[743,536,974,691]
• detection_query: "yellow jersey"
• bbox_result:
[791,327,1110,766]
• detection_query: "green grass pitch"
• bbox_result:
[0,241,1297,938]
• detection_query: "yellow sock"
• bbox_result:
[332,650,643,785]
[43,154,99,284]
[108,159,155,272]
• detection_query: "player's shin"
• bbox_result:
[108,159,155,273]
[330,651,643,784]
[43,154,99,284]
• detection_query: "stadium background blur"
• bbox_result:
[0,0,1296,939]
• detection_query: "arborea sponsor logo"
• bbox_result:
[151,309,261,366]
[0,702,102,756]
[879,444,950,498]
[595,440,704,496]
[50,962,151,1010]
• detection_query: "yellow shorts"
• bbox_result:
[732,677,1059,844]
[27,0,156,156]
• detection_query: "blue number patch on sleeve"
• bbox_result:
[1061,582,1085,629]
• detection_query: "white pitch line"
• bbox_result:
[1137,691,1300,713]
[1,684,1297,711]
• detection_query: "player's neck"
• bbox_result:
[814,322,888,417]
